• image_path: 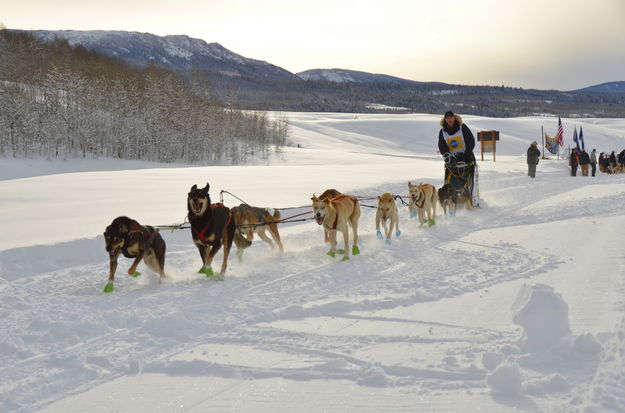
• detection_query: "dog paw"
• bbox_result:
[103,282,114,293]
[327,250,336,258]
[336,249,345,255]
[376,230,383,239]
[341,255,350,261]
[395,230,401,237]
[428,219,436,227]
[409,211,417,219]
[385,239,392,245]
[129,271,141,277]
[352,245,360,255]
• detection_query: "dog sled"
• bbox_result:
[443,153,479,208]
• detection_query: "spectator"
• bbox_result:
[609,151,617,170]
[579,149,590,176]
[590,149,597,177]
[526,141,540,178]
[569,149,579,176]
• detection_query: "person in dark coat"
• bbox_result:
[526,141,540,178]
[609,151,617,170]
[590,149,597,176]
[438,111,476,164]
[578,149,591,176]
[569,149,579,176]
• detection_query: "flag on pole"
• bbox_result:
[556,117,564,146]
[572,126,580,151]
[544,133,559,154]
[579,125,585,150]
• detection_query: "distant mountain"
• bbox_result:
[26,29,300,81]
[297,68,447,87]
[573,81,625,93]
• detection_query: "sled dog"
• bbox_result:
[407,182,438,227]
[187,183,235,277]
[375,193,400,244]
[103,216,166,292]
[311,191,361,260]
[437,183,459,217]
[231,203,284,257]
[317,189,342,243]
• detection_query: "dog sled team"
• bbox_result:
[102,111,480,292]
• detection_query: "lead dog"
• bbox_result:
[407,182,438,227]
[188,183,235,278]
[103,216,166,293]
[311,192,361,260]
[231,203,284,258]
[376,192,401,244]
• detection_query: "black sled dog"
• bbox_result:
[103,216,166,293]
[187,183,235,278]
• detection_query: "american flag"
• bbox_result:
[556,117,564,146]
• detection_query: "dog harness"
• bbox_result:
[328,195,358,230]
[190,203,232,244]
[122,224,159,258]
[413,184,434,209]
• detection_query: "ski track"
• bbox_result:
[1,170,623,412]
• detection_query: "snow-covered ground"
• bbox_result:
[1,113,625,412]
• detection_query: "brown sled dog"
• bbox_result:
[318,189,342,243]
[103,216,166,293]
[188,183,235,278]
[376,192,401,244]
[407,181,438,227]
[231,203,284,258]
[311,191,361,260]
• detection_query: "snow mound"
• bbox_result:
[511,283,571,352]
[486,362,523,396]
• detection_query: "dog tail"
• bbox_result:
[233,229,252,249]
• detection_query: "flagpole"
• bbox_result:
[541,126,544,158]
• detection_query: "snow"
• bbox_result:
[1,112,625,412]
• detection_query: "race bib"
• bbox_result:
[447,136,464,151]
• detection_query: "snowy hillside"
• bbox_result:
[27,29,299,80]
[296,68,430,85]
[1,113,625,412]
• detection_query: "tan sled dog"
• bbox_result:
[376,193,401,244]
[231,203,284,258]
[311,192,361,260]
[408,182,438,227]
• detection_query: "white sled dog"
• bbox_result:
[311,192,361,260]
[375,192,400,244]
[407,182,438,227]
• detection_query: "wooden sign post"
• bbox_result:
[477,130,499,161]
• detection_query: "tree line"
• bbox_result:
[0,29,288,163]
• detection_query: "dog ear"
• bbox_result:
[191,184,197,191]
[204,183,210,192]
[311,195,319,202]
[377,195,381,201]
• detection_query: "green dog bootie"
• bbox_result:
[341,255,350,261]
[130,271,141,277]
[327,250,336,258]
[203,266,214,277]
[352,245,360,255]
[428,219,436,227]
[103,282,114,293]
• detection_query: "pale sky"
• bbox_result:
[2,0,624,90]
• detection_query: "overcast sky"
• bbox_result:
[2,0,624,90]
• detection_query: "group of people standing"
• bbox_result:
[568,148,595,177]
[569,149,625,176]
